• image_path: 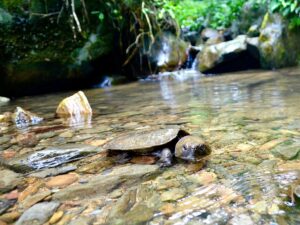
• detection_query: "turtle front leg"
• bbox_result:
[158,148,173,167]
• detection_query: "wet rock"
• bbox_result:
[149,32,189,72]
[56,91,92,117]
[229,214,254,225]
[0,170,22,194]
[59,131,74,138]
[48,211,64,224]
[12,107,43,128]
[0,211,20,224]
[272,140,300,160]
[0,97,10,105]
[118,203,154,225]
[175,136,211,162]
[0,113,11,123]
[251,200,267,214]
[6,144,98,172]
[68,216,94,225]
[201,28,224,45]
[293,185,300,199]
[45,173,78,188]
[15,202,60,225]
[187,171,217,186]
[21,190,52,209]
[196,35,260,73]
[259,138,287,151]
[29,165,77,178]
[259,13,300,69]
[0,199,16,215]
[16,133,38,147]
[53,164,160,201]
[160,188,186,202]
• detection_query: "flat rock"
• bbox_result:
[15,202,60,225]
[53,164,160,201]
[46,173,78,188]
[0,170,22,194]
[29,165,77,178]
[5,144,98,172]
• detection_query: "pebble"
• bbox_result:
[46,173,78,188]
[15,202,60,225]
[49,210,64,224]
[59,131,74,138]
[21,189,52,209]
[0,211,20,223]
[160,188,186,202]
[0,170,22,194]
[16,133,38,147]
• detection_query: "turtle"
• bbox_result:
[103,127,212,166]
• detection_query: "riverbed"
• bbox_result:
[1,68,300,224]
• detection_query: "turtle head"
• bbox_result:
[182,143,211,161]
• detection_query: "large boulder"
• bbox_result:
[258,13,300,69]
[196,35,260,73]
[149,32,189,72]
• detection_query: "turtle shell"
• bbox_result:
[104,128,188,153]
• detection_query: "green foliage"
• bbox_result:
[269,0,300,29]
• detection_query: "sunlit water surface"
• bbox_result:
[1,68,300,224]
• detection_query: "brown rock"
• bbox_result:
[1,150,16,159]
[0,220,7,225]
[56,91,92,117]
[46,173,78,188]
[49,211,64,224]
[21,189,52,209]
[0,212,20,223]
[4,190,19,200]
[18,179,43,202]
[16,132,38,147]
[130,156,157,165]
[0,112,12,123]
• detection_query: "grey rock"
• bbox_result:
[0,96,10,104]
[53,164,160,201]
[15,202,60,225]
[12,107,43,128]
[29,165,77,178]
[0,169,22,193]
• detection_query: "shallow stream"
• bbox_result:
[1,68,300,224]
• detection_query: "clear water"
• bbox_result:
[1,68,300,224]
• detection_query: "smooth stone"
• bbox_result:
[160,188,186,202]
[15,202,60,225]
[118,203,154,225]
[59,131,74,138]
[259,138,287,151]
[53,164,160,201]
[251,201,267,214]
[16,133,38,147]
[68,216,94,225]
[0,199,16,215]
[229,214,254,225]
[293,185,300,199]
[49,211,64,224]
[0,170,22,194]
[0,97,10,104]
[29,165,77,178]
[56,91,92,117]
[187,171,217,186]
[45,173,78,188]
[21,190,52,209]
[0,211,20,223]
